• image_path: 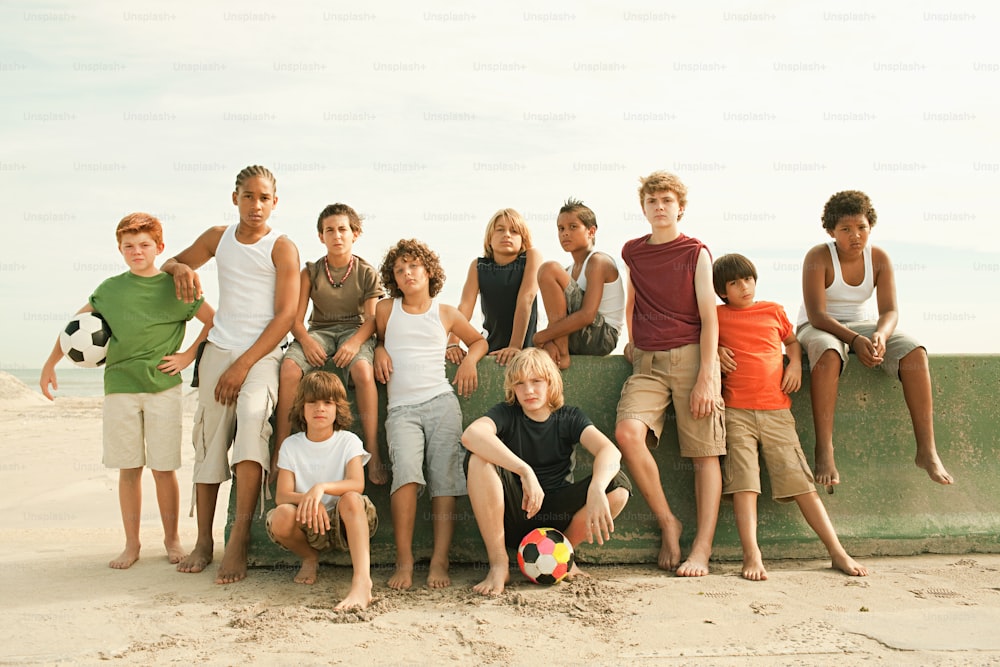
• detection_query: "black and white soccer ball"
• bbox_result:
[59,312,112,368]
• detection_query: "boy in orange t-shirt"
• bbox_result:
[714,254,866,581]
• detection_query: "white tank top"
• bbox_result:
[571,251,626,333]
[384,298,453,409]
[797,241,874,326]
[209,224,281,351]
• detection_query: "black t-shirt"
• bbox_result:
[485,402,592,491]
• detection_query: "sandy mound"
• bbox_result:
[0,371,50,406]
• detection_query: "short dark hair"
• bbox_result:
[822,190,878,231]
[559,197,597,229]
[712,253,758,301]
[316,203,363,234]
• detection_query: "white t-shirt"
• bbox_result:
[276,430,370,510]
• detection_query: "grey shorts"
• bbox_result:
[385,391,467,497]
[283,324,376,386]
[564,279,620,356]
[796,321,922,378]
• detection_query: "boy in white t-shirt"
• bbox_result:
[266,371,378,610]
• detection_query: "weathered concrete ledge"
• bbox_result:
[231,355,1000,567]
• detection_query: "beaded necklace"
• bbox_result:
[323,255,355,288]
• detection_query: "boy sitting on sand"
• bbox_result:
[267,371,378,609]
[462,348,631,595]
[40,213,214,569]
[714,253,866,580]
[533,198,625,369]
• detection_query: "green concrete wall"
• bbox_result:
[230,355,1000,567]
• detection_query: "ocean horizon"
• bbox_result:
[5,368,195,398]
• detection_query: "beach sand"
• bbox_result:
[2,372,999,666]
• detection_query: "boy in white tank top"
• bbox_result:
[162,165,301,584]
[373,239,488,590]
[797,190,952,491]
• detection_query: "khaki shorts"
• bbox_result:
[796,321,921,379]
[282,324,376,387]
[103,384,183,471]
[722,408,815,502]
[564,279,619,356]
[191,342,281,484]
[265,494,378,552]
[616,344,727,457]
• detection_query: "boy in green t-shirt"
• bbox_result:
[40,213,214,569]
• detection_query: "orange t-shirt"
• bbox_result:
[716,301,793,410]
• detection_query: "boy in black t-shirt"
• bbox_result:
[461,348,631,596]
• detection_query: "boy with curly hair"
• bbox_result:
[373,239,488,590]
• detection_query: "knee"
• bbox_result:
[269,505,298,537]
[537,260,563,281]
[608,487,629,516]
[338,492,364,517]
[351,361,375,385]
[280,359,303,383]
[614,422,645,455]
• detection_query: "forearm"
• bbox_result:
[233,312,295,371]
[589,447,621,492]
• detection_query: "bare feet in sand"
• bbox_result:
[740,549,768,581]
[564,563,589,580]
[176,540,213,573]
[658,516,684,571]
[335,578,374,610]
[916,452,954,485]
[110,543,141,569]
[833,553,869,576]
[427,557,451,589]
[676,553,711,577]
[294,559,319,585]
[215,542,248,584]
[165,539,185,565]
[388,564,413,590]
[473,565,510,596]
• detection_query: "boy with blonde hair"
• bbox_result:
[615,171,726,576]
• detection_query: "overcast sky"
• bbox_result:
[2,1,998,370]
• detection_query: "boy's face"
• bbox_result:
[232,176,277,229]
[319,214,359,258]
[490,217,524,257]
[722,276,756,309]
[513,374,550,415]
[642,190,684,228]
[118,231,163,276]
[556,212,594,253]
[303,398,337,432]
[393,254,431,297]
[828,214,871,255]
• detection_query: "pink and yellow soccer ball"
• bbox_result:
[517,527,574,584]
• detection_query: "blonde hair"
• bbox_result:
[289,371,353,433]
[637,170,688,215]
[503,348,564,411]
[483,208,533,259]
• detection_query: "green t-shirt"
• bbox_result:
[89,272,203,395]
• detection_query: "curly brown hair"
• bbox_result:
[379,238,445,298]
[638,170,688,212]
[822,190,878,231]
[289,371,353,434]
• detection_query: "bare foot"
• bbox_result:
[164,538,185,565]
[832,552,868,576]
[110,543,141,570]
[741,549,768,581]
[176,540,213,573]
[658,516,683,571]
[294,558,319,585]
[427,557,451,589]
[814,450,840,490]
[564,562,589,580]
[676,547,711,577]
[916,452,954,485]
[335,577,374,610]
[388,563,413,590]
[473,565,509,596]
[214,542,248,584]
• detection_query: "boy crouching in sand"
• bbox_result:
[267,371,378,609]
[462,348,631,595]
[714,254,866,580]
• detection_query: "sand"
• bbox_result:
[2,371,999,666]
